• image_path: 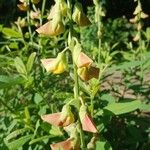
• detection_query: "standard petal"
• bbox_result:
[81,114,98,133]
[76,52,93,68]
[41,58,56,72]
[41,113,62,126]
[50,138,73,150]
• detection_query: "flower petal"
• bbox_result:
[41,113,62,126]
[76,52,93,68]
[41,58,56,72]
[50,138,73,150]
[81,114,98,133]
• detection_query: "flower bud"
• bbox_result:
[15,17,27,28]
[137,22,142,31]
[31,0,40,4]
[78,66,99,81]
[72,2,91,26]
[30,10,40,20]
[79,105,98,133]
[48,0,67,20]
[87,137,98,150]
[59,0,68,16]
[133,33,140,42]
[17,3,29,11]
[133,4,142,15]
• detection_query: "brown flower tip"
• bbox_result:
[78,66,99,81]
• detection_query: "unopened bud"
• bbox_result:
[72,2,91,26]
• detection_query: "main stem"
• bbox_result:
[67,0,85,149]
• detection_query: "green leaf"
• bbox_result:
[0,24,3,32]
[101,94,116,104]
[32,120,40,139]
[14,57,27,76]
[2,28,22,38]
[140,104,150,111]
[6,134,32,150]
[96,138,112,150]
[103,100,141,115]
[9,42,18,49]
[26,52,36,73]
[34,93,43,104]
[5,128,28,142]
[29,135,56,145]
[49,126,63,136]
[0,75,24,89]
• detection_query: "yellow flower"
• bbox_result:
[41,52,67,74]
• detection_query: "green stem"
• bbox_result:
[27,0,33,43]
[139,31,144,85]
[90,95,94,117]
[72,53,86,150]
[98,19,102,65]
[40,0,47,25]
[67,0,86,149]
